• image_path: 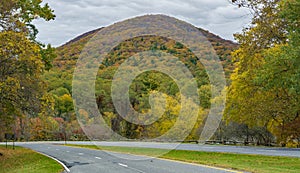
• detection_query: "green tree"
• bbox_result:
[0,0,55,137]
[226,0,300,145]
[255,0,300,145]
[0,0,55,38]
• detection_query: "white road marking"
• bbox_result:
[117,163,147,173]
[269,150,279,152]
[157,158,243,173]
[95,157,102,159]
[118,163,128,168]
[35,151,70,173]
[66,151,70,153]
[56,149,59,151]
[78,153,84,155]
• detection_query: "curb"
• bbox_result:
[36,151,71,173]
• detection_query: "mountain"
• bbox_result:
[42,23,238,140]
[53,27,237,76]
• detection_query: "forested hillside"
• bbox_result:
[41,26,238,141]
[1,0,299,148]
[43,0,300,145]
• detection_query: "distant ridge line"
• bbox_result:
[60,26,236,48]
[61,27,104,46]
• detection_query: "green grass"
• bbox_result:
[66,144,300,173]
[0,145,63,173]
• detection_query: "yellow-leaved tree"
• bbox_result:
[0,0,56,140]
[226,0,300,146]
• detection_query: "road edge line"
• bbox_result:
[156,157,243,173]
[36,151,70,173]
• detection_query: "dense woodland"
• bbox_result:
[0,0,299,147]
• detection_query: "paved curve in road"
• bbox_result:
[19,143,241,173]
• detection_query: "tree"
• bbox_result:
[255,0,300,145]
[226,0,300,145]
[0,0,55,138]
[0,0,55,38]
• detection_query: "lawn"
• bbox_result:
[66,144,300,173]
[0,145,63,173]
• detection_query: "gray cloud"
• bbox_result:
[33,0,252,47]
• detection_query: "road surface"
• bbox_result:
[30,141,300,158]
[6,141,300,158]
[18,143,241,173]
[89,141,300,158]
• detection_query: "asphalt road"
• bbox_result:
[17,143,240,173]
[43,141,300,158]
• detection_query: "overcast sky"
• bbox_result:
[33,0,252,47]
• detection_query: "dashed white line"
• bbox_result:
[78,153,84,155]
[118,163,146,173]
[118,163,128,168]
[95,157,102,159]
[269,150,279,152]
[56,149,59,151]
[66,151,70,153]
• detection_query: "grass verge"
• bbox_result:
[66,144,300,173]
[0,145,63,173]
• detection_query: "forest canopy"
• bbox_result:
[1,0,299,147]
